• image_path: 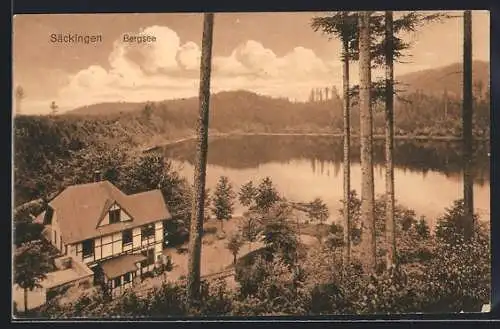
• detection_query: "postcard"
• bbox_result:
[12,11,491,318]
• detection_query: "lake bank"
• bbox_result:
[142,132,490,153]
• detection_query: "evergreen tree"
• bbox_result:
[415,217,430,240]
[307,197,330,224]
[187,12,215,308]
[50,101,58,115]
[462,10,474,240]
[15,85,25,115]
[226,233,245,264]
[358,11,377,274]
[239,181,257,208]
[211,176,236,231]
[255,177,281,214]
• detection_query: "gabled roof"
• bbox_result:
[47,181,171,244]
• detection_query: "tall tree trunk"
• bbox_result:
[186,12,214,309]
[463,10,474,239]
[342,39,351,265]
[384,11,397,269]
[24,287,28,314]
[358,11,376,274]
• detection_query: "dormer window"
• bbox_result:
[109,209,121,224]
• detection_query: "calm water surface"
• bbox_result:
[162,135,490,228]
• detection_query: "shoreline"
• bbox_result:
[142,132,490,153]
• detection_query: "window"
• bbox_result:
[82,239,94,258]
[109,209,121,224]
[54,230,57,244]
[113,277,121,288]
[123,272,132,283]
[141,224,155,240]
[60,236,63,251]
[44,208,53,225]
[122,229,133,246]
[141,248,155,267]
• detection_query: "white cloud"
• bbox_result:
[278,46,330,78]
[177,41,201,70]
[53,26,345,112]
[138,25,181,73]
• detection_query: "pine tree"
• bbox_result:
[358,11,377,274]
[15,86,25,115]
[462,10,474,240]
[239,181,257,209]
[211,176,236,231]
[309,89,315,103]
[50,101,58,115]
[255,177,281,214]
[307,197,330,225]
[187,12,215,309]
[226,233,244,264]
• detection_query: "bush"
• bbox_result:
[14,221,45,246]
[197,279,233,316]
[234,256,309,315]
[148,283,187,317]
[419,233,490,312]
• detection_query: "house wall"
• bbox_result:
[49,211,65,254]
[71,220,164,271]
[103,271,138,298]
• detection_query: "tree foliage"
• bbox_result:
[238,181,258,208]
[255,177,281,214]
[14,242,53,313]
[211,176,236,229]
[226,234,245,264]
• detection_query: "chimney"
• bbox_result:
[93,170,102,182]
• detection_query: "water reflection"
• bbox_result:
[162,135,490,227]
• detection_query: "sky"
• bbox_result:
[12,11,490,115]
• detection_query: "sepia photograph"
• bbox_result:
[12,10,490,318]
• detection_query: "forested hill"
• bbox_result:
[67,60,489,117]
[397,60,489,98]
[67,90,342,133]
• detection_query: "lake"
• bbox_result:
[162,135,490,228]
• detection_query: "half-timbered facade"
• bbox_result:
[37,180,171,297]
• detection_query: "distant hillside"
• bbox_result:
[69,101,146,116]
[57,61,490,144]
[66,90,344,134]
[67,61,489,118]
[396,60,489,98]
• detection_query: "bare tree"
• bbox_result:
[186,12,215,309]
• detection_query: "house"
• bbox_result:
[35,178,171,297]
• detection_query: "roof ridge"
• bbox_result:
[127,189,162,197]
